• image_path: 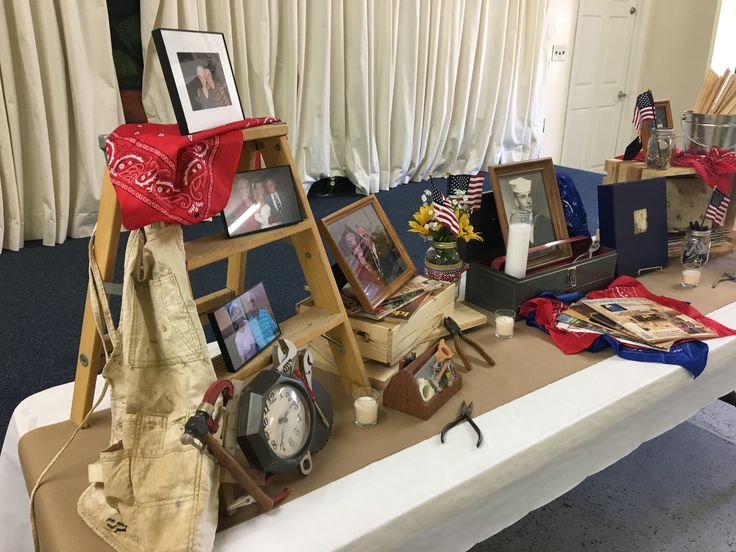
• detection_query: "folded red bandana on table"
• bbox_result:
[105,117,280,229]
[520,276,736,377]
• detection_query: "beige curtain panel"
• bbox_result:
[0,0,124,252]
[141,0,549,194]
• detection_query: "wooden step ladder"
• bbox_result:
[70,123,368,425]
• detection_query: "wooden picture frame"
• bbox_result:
[488,158,572,270]
[318,196,416,310]
[152,28,245,135]
[640,100,673,155]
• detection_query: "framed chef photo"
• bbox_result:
[152,28,244,135]
[222,166,304,238]
[318,196,416,310]
[488,158,572,269]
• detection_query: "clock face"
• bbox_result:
[262,384,311,459]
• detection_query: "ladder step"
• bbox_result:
[185,220,312,271]
[241,123,288,142]
[214,306,345,380]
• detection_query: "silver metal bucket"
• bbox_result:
[681,110,736,153]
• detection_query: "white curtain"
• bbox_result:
[0,0,124,251]
[141,0,549,194]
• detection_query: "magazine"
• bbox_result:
[342,277,442,321]
[578,297,717,343]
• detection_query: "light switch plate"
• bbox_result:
[551,44,567,62]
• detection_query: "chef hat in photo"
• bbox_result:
[509,177,532,195]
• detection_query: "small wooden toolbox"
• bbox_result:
[382,339,462,420]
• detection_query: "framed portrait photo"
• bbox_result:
[208,282,281,373]
[152,28,244,135]
[488,158,572,269]
[222,165,304,238]
[318,196,416,310]
[641,100,673,155]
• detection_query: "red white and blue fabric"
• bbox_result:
[106,117,280,230]
[431,184,459,235]
[519,275,736,377]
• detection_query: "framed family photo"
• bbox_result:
[222,165,303,238]
[152,28,244,135]
[318,196,416,310]
[208,282,281,373]
[488,158,571,269]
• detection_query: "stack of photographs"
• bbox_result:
[341,277,443,323]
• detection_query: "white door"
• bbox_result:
[561,0,638,172]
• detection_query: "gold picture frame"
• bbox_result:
[317,196,416,309]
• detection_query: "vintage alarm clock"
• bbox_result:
[237,369,316,475]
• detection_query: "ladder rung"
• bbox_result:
[185,220,312,270]
[241,123,288,142]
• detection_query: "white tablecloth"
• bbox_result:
[3,302,736,552]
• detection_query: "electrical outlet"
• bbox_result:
[551,44,567,62]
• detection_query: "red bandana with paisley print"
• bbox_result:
[106,117,280,230]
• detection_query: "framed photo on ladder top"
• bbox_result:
[152,28,245,135]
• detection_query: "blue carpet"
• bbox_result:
[0,166,600,444]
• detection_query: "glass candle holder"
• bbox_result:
[494,309,516,339]
[352,387,379,428]
[681,262,702,288]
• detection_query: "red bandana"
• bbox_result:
[672,146,736,195]
[106,117,280,230]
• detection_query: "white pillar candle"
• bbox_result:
[354,396,378,426]
[504,222,532,279]
[681,268,701,287]
[495,315,515,338]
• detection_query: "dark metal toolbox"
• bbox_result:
[465,248,618,314]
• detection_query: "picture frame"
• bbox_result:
[317,196,416,310]
[208,282,281,373]
[640,100,673,155]
[222,165,304,238]
[152,28,244,135]
[488,158,572,270]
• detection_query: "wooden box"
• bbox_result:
[300,282,457,366]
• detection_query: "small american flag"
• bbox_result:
[632,90,655,132]
[431,183,459,235]
[705,188,731,226]
[448,173,484,212]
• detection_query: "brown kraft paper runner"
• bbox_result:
[20,255,736,544]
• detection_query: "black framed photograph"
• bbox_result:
[488,158,572,269]
[222,165,304,237]
[152,28,244,135]
[317,196,416,310]
[208,283,281,373]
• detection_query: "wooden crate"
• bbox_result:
[306,300,487,388]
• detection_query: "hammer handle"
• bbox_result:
[203,433,274,512]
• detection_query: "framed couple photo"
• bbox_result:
[318,196,415,310]
[152,28,244,135]
[222,166,304,238]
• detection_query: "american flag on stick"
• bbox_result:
[632,90,655,132]
[431,183,459,235]
[448,173,484,212]
[705,188,731,226]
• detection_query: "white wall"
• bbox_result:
[539,0,578,161]
[541,0,720,163]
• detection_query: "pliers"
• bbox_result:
[713,272,736,288]
[440,401,482,448]
[443,316,495,370]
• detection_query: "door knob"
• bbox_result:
[617,90,627,99]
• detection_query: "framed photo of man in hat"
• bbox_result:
[488,158,572,269]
